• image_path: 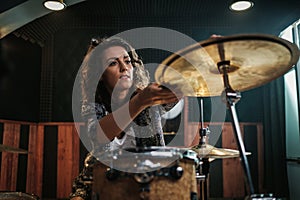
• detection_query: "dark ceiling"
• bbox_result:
[1,0,300,41]
[0,0,27,13]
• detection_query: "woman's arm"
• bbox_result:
[97,83,181,141]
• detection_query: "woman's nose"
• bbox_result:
[120,61,128,71]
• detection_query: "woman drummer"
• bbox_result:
[69,36,182,200]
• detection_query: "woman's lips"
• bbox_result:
[120,75,130,80]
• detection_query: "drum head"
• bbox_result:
[96,146,189,173]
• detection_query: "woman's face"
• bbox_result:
[101,46,134,94]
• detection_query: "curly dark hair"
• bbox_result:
[80,36,150,111]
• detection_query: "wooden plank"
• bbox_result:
[256,123,265,193]
[183,97,204,147]
[185,122,200,147]
[57,125,80,199]
[39,122,85,126]
[222,123,245,198]
[26,124,44,197]
[0,119,36,125]
[0,123,21,191]
[57,125,69,198]
[71,125,80,188]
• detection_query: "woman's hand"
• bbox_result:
[134,83,183,108]
[97,83,182,140]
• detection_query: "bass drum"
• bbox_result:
[92,147,199,200]
[0,192,39,200]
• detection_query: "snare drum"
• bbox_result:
[92,147,199,200]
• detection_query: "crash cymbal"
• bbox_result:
[0,144,28,154]
[155,34,300,97]
[191,144,251,159]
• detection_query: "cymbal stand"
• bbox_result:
[196,98,210,200]
[217,60,255,196]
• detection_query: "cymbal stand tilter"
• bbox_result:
[195,99,210,200]
[217,59,256,198]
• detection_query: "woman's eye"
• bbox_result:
[109,61,117,66]
[125,60,132,64]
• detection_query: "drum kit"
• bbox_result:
[1,34,299,200]
[93,34,300,200]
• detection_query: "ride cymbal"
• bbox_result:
[155,34,300,97]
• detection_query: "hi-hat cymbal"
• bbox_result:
[0,144,28,154]
[191,144,251,159]
[155,34,300,97]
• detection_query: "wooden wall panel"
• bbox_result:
[0,118,263,199]
[56,124,80,199]
[26,124,44,197]
[0,123,21,191]
[184,122,200,147]
[256,123,264,193]
[222,124,245,198]
[0,120,83,199]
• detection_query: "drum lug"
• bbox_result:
[139,184,150,200]
[134,173,154,184]
[105,168,119,180]
[170,165,184,179]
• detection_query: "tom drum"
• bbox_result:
[92,146,199,200]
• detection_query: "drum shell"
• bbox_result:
[92,150,198,200]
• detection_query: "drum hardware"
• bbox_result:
[139,184,150,200]
[182,149,200,167]
[156,34,300,199]
[195,174,205,180]
[188,98,249,159]
[169,164,184,179]
[245,193,276,200]
[218,56,255,195]
[0,144,28,154]
[134,163,184,182]
[219,60,276,200]
[105,167,120,180]
[197,98,211,200]
[197,157,209,200]
[134,173,155,184]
